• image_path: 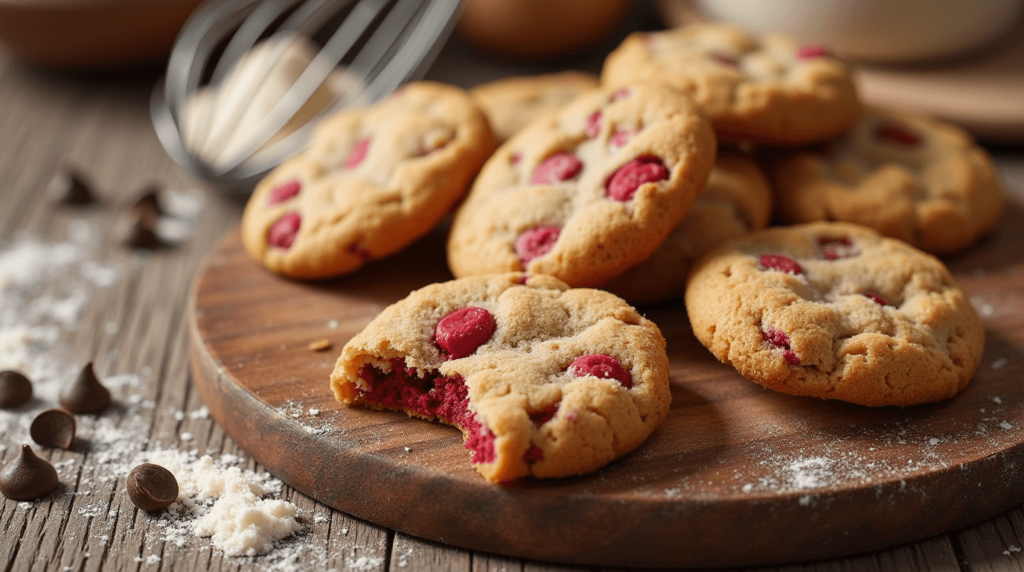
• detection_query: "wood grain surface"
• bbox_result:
[189,211,1024,568]
[4,10,1024,570]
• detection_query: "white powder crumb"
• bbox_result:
[105,321,119,334]
[992,358,1009,370]
[133,556,144,563]
[189,406,210,420]
[787,457,834,490]
[327,320,339,329]
[993,396,1004,405]
[1005,545,1021,556]
[980,303,995,316]
[314,514,329,524]
[741,484,753,494]
[798,495,813,506]
[403,447,411,453]
[1000,422,1013,430]
[308,408,320,416]
[174,410,185,421]
[145,555,161,565]
[161,188,206,217]
[348,556,384,571]
[341,528,349,535]
[180,432,195,442]
[220,454,242,464]
[18,502,32,510]
[664,487,681,498]
[928,438,940,446]
[63,567,73,571]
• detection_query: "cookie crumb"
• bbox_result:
[309,339,333,352]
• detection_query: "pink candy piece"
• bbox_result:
[605,156,668,202]
[267,179,301,205]
[797,45,830,59]
[863,292,889,306]
[586,111,602,138]
[524,445,544,464]
[610,88,632,101]
[709,52,740,67]
[510,151,522,165]
[818,236,858,260]
[874,122,922,147]
[760,254,802,275]
[610,129,637,149]
[435,307,496,359]
[568,354,632,389]
[344,137,371,169]
[267,212,301,249]
[531,152,583,184]
[762,328,800,365]
[514,226,560,267]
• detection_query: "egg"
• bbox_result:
[456,0,633,60]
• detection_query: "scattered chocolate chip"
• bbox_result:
[127,463,179,511]
[0,445,60,501]
[59,362,111,413]
[309,339,333,352]
[0,370,32,408]
[124,215,164,250]
[30,408,77,449]
[51,168,95,205]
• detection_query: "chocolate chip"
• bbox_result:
[30,408,76,449]
[127,463,179,511]
[124,215,163,250]
[51,169,96,205]
[0,445,59,501]
[59,362,111,413]
[0,370,32,408]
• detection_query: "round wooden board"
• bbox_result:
[189,206,1024,569]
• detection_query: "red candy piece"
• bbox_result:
[709,52,740,67]
[514,226,560,267]
[760,254,802,275]
[863,292,889,306]
[610,88,632,101]
[586,111,602,138]
[435,307,496,359]
[818,236,858,260]
[796,45,830,59]
[524,445,544,464]
[605,156,668,202]
[762,328,800,365]
[610,129,637,149]
[267,212,301,249]
[568,354,632,389]
[510,151,522,165]
[531,152,583,184]
[874,122,922,147]
[267,179,301,205]
[344,137,371,169]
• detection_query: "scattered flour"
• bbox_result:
[1005,545,1021,556]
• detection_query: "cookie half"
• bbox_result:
[770,107,1004,255]
[241,81,495,279]
[331,273,671,483]
[447,82,716,287]
[470,71,599,143]
[604,151,772,303]
[685,222,984,406]
[602,22,860,144]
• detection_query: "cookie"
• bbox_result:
[330,273,671,483]
[604,151,772,304]
[447,82,716,287]
[685,222,984,406]
[769,107,1004,255]
[470,71,599,143]
[601,22,860,144]
[241,81,495,279]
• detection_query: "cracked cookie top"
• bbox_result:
[769,107,1004,255]
[601,22,860,144]
[241,81,495,279]
[685,222,984,406]
[330,273,671,483]
[447,82,716,287]
[470,71,599,144]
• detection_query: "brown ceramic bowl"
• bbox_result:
[0,0,203,70]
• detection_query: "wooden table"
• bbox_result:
[3,30,1024,572]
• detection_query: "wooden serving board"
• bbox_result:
[189,203,1024,569]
